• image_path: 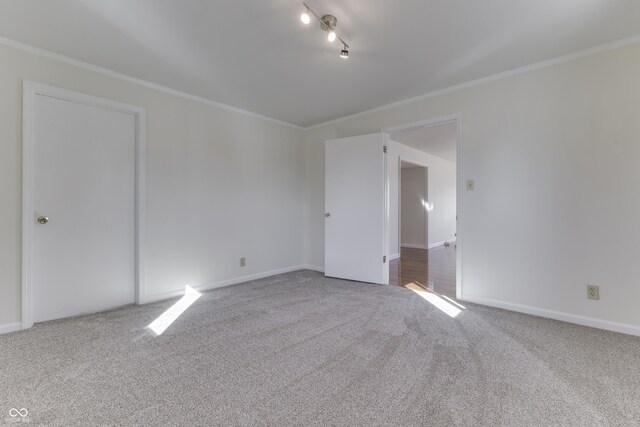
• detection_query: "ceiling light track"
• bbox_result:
[300,2,350,59]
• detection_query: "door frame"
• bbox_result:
[22,81,147,329]
[383,114,463,299]
[398,159,429,252]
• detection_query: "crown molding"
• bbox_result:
[305,34,640,130]
[2,33,640,132]
[0,36,304,130]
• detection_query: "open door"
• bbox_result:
[325,132,389,284]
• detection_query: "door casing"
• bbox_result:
[21,81,147,329]
[384,114,463,299]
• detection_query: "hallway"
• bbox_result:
[389,245,456,298]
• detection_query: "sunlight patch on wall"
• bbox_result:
[421,199,434,212]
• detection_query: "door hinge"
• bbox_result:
[383,145,387,153]
[383,255,387,263]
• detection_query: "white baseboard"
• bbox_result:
[0,322,22,335]
[401,243,427,249]
[401,242,447,250]
[389,253,400,260]
[299,264,325,272]
[1,265,326,334]
[140,264,323,304]
[461,294,640,337]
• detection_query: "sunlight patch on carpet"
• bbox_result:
[148,285,201,335]
[404,282,462,318]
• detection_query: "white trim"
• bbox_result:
[428,241,446,249]
[22,83,33,330]
[455,117,463,299]
[389,254,400,261]
[400,242,448,250]
[135,106,147,307]
[461,295,640,337]
[401,243,427,250]
[300,264,325,272]
[0,36,302,130]
[22,81,147,329]
[385,116,459,135]
[397,157,402,257]
[307,35,640,130]
[3,35,639,131]
[140,265,323,304]
[5,265,323,334]
[383,133,390,285]
[385,114,464,299]
[0,322,22,335]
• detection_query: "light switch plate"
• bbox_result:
[467,179,475,191]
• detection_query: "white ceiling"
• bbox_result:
[1,1,639,127]
[393,122,457,163]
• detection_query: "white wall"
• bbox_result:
[3,37,640,336]
[388,140,457,256]
[426,152,457,248]
[304,42,640,334]
[401,167,427,248]
[0,43,306,331]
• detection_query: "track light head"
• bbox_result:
[300,10,311,24]
[327,31,336,42]
[340,48,349,59]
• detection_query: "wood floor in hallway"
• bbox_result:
[389,245,456,298]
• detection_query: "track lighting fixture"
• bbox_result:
[340,46,349,59]
[300,2,350,59]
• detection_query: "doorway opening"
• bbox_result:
[386,119,458,299]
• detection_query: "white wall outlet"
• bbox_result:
[466,179,475,191]
[587,284,599,300]
[240,257,246,267]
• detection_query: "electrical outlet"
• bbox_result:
[240,257,246,267]
[587,285,599,300]
[466,179,475,191]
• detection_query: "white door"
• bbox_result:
[325,133,389,284]
[31,93,136,323]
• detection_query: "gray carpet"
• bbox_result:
[1,270,639,426]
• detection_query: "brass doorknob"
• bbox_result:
[37,216,49,224]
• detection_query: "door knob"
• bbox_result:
[324,212,331,218]
[37,216,49,224]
